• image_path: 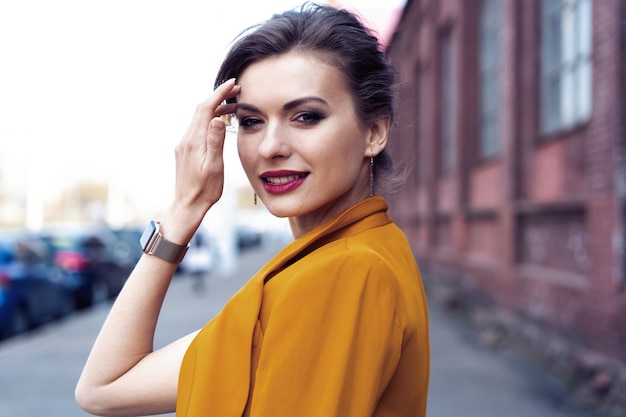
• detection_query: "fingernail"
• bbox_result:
[210,118,225,132]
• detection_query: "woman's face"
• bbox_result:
[235,51,387,238]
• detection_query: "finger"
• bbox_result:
[206,117,226,151]
[222,83,241,102]
[215,84,240,117]
[187,80,239,137]
[215,102,238,118]
[202,79,238,114]
[215,85,240,125]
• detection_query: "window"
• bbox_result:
[479,0,501,158]
[439,27,457,174]
[414,64,422,183]
[540,0,593,134]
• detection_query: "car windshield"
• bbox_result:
[40,235,82,253]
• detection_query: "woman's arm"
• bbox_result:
[75,255,194,416]
[75,80,240,417]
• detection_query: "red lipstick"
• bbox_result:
[260,170,309,195]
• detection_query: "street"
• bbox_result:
[0,239,604,417]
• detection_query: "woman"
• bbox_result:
[75,4,430,417]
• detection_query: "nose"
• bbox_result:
[257,121,290,160]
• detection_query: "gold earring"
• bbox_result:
[369,156,375,197]
[254,192,258,205]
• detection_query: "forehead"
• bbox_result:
[236,51,352,106]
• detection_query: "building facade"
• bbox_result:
[385,0,626,363]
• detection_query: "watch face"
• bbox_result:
[140,220,157,250]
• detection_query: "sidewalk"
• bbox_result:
[426,302,604,417]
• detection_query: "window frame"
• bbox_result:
[478,0,502,159]
[438,25,457,175]
[539,0,593,135]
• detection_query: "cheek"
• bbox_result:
[327,129,368,165]
[309,141,363,178]
[237,137,257,173]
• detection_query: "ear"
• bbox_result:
[365,116,390,157]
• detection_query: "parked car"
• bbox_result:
[177,227,219,276]
[235,224,263,251]
[111,226,144,268]
[38,227,132,309]
[0,232,73,339]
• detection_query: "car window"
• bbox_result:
[0,242,13,265]
[15,242,45,265]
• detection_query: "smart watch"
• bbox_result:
[140,220,189,264]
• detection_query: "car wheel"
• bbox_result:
[56,292,75,319]
[9,305,31,337]
[91,279,109,305]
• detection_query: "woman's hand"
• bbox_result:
[164,79,240,243]
[175,79,240,214]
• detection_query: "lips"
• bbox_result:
[260,171,309,194]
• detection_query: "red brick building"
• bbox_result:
[385,0,626,363]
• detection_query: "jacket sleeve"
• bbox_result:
[248,243,403,417]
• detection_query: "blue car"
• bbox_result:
[38,227,131,309]
[0,233,73,339]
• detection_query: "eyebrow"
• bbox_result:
[283,96,329,111]
[235,96,329,114]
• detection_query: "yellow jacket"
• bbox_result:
[176,197,430,417]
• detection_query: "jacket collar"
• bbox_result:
[253,196,391,283]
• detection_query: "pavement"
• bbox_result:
[0,238,607,417]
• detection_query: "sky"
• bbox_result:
[0,0,405,227]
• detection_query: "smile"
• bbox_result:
[264,174,307,185]
[261,172,309,194]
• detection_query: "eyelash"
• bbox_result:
[237,112,326,131]
[294,111,325,125]
[238,117,263,129]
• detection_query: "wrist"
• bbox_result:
[159,205,207,245]
[140,220,189,264]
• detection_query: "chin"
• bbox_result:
[262,199,309,219]
[264,206,298,219]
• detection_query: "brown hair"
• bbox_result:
[215,2,399,193]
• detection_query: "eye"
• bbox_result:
[294,112,325,125]
[238,116,264,130]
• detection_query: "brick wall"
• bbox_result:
[386,0,626,363]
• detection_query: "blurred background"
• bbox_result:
[0,0,398,322]
[0,0,625,416]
